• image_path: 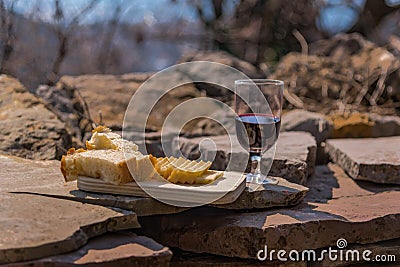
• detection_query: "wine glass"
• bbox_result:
[234,79,283,184]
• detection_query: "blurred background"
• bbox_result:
[1,0,399,89]
[1,0,400,160]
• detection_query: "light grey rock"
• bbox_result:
[177,50,265,97]
[368,113,400,137]
[329,112,400,139]
[281,109,333,164]
[213,177,308,210]
[272,132,316,184]
[178,50,265,79]
[173,131,316,185]
[281,109,333,144]
[326,137,400,184]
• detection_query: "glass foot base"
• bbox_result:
[246,173,278,184]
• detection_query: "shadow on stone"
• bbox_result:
[305,164,400,204]
[306,165,339,203]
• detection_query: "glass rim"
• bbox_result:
[235,79,284,86]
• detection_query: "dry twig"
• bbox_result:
[284,77,305,108]
[292,29,308,55]
[369,67,388,106]
[74,88,96,130]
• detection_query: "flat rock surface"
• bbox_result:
[173,131,316,185]
[138,164,400,259]
[0,193,139,264]
[319,238,400,267]
[281,109,333,144]
[171,249,304,267]
[305,164,400,203]
[0,75,71,160]
[3,154,308,212]
[213,177,308,210]
[7,232,172,267]
[326,137,400,184]
[0,154,185,216]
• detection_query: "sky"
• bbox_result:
[6,0,400,35]
[9,0,237,25]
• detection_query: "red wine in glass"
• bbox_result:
[235,113,281,154]
[234,79,283,184]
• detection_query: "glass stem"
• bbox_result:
[250,152,261,176]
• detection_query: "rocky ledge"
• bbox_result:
[8,233,172,267]
[138,164,400,259]
[326,137,400,184]
[0,75,71,160]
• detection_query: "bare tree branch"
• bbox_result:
[97,4,122,73]
[47,0,99,85]
[0,0,16,74]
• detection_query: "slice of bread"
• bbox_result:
[86,126,138,153]
[61,148,163,185]
[61,148,138,184]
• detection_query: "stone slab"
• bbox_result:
[173,131,316,185]
[139,192,400,259]
[281,109,333,144]
[318,238,400,267]
[281,109,333,164]
[326,137,400,184]
[6,232,172,267]
[171,248,305,267]
[305,164,400,203]
[328,112,400,138]
[138,164,400,259]
[0,193,139,264]
[212,177,308,210]
[3,155,308,212]
[171,238,400,267]
[0,154,185,217]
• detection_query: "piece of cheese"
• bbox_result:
[150,156,216,184]
[195,170,224,184]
